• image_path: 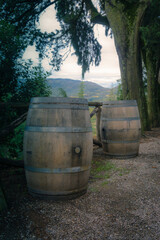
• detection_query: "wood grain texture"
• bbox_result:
[23,97,93,199]
[100,100,141,158]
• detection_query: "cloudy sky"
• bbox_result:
[23,5,121,88]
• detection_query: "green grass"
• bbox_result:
[101,180,109,186]
[116,167,131,176]
[95,162,114,173]
[91,160,115,180]
[90,158,131,188]
[89,186,99,193]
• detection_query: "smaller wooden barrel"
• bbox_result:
[23,97,93,200]
[100,100,141,158]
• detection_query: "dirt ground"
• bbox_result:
[0,128,160,240]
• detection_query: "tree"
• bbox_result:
[52,0,152,129]
[14,61,52,103]
[107,83,117,101]
[104,0,151,130]
[0,0,51,101]
[0,20,23,100]
[116,80,123,100]
[140,0,160,127]
[78,81,85,98]
[51,0,152,130]
[1,0,156,130]
[0,62,52,160]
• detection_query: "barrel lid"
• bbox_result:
[103,100,137,106]
[30,97,88,105]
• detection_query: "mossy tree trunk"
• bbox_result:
[146,52,160,127]
[104,0,150,131]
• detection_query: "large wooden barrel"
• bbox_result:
[100,100,141,158]
[23,97,93,200]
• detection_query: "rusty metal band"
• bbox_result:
[25,166,91,174]
[29,104,88,110]
[25,126,92,133]
[103,153,138,158]
[28,186,87,196]
[102,104,137,108]
[100,129,141,133]
[101,117,140,121]
[102,139,139,144]
[31,97,88,105]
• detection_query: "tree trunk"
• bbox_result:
[104,0,150,131]
[146,53,160,127]
[0,182,7,212]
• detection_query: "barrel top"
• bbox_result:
[103,100,137,106]
[30,97,88,105]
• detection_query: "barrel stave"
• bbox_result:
[24,97,93,199]
[100,100,141,158]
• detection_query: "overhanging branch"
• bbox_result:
[83,0,109,26]
[11,0,58,24]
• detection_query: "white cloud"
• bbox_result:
[38,6,60,32]
[23,5,121,88]
[23,45,39,63]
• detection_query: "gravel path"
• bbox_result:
[0,129,160,240]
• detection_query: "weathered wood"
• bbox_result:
[88,102,103,107]
[0,158,24,168]
[0,101,102,108]
[96,106,102,142]
[0,112,27,138]
[90,107,99,118]
[93,138,102,147]
[100,100,141,158]
[24,97,93,200]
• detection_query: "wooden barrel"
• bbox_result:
[100,100,141,158]
[23,97,93,200]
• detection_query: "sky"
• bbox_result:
[23,5,121,88]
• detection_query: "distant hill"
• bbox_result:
[47,78,112,101]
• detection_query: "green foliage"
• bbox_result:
[9,122,25,160]
[48,78,111,101]
[0,93,17,128]
[0,1,56,101]
[117,0,140,27]
[0,122,25,159]
[0,62,52,159]
[0,20,23,100]
[106,84,117,101]
[116,79,123,100]
[58,88,68,97]
[78,81,85,98]
[140,0,160,127]
[55,0,102,77]
[14,61,52,103]
[141,0,160,61]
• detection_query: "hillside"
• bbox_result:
[47,78,111,101]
